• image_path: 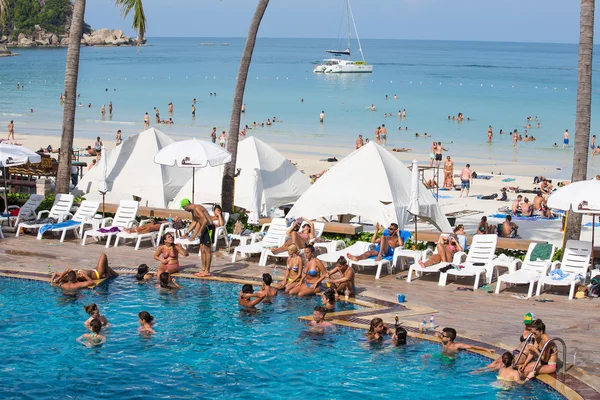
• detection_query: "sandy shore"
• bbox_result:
[8,130,595,248]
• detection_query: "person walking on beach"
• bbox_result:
[319,111,325,123]
[434,142,448,168]
[487,125,493,143]
[144,112,149,129]
[7,120,15,143]
[356,134,364,149]
[218,131,227,148]
[459,164,472,198]
[380,124,388,146]
[210,127,217,143]
[563,129,569,148]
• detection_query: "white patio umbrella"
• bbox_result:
[154,139,231,203]
[0,144,41,214]
[98,146,108,216]
[407,159,420,242]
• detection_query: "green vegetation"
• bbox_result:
[1,0,73,36]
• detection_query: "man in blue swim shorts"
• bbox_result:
[347,223,402,262]
[459,163,473,198]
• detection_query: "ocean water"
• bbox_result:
[1,38,599,178]
[0,276,564,399]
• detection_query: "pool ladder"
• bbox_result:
[513,334,568,377]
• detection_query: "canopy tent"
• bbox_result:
[287,142,452,232]
[547,178,600,211]
[169,136,310,221]
[74,128,191,208]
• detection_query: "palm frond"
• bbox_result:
[115,0,146,44]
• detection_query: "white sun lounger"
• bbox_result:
[114,220,169,250]
[536,240,592,300]
[37,200,100,242]
[406,234,467,283]
[439,234,498,289]
[81,200,139,248]
[260,221,325,266]
[1,194,44,227]
[231,218,288,264]
[175,212,231,254]
[15,194,74,237]
[495,243,555,298]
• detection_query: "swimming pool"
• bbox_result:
[0,277,563,399]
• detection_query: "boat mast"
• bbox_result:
[346,0,351,59]
[347,0,366,62]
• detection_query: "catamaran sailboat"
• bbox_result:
[313,0,373,74]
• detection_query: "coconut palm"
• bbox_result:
[221,0,270,213]
[55,0,147,194]
[564,0,595,244]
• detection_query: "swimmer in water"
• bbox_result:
[310,306,333,331]
[138,311,155,334]
[320,289,336,312]
[83,303,108,328]
[497,352,526,384]
[157,272,181,289]
[238,283,266,309]
[255,273,278,299]
[435,327,494,357]
[135,264,154,282]
[366,317,398,343]
[77,318,106,347]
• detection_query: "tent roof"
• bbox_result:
[74,128,191,208]
[287,142,451,232]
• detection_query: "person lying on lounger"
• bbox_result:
[417,229,463,268]
[347,223,402,262]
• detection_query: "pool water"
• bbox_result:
[0,277,563,399]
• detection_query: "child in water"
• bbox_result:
[156,272,181,289]
[138,311,155,334]
[77,318,106,347]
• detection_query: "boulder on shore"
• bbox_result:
[6,27,139,48]
[0,44,14,56]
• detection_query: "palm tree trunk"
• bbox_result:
[55,0,86,194]
[221,0,269,213]
[564,0,595,244]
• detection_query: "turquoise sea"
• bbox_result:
[1,37,600,178]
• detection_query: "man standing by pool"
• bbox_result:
[181,199,214,277]
[459,164,473,198]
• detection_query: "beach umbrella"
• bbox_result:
[407,159,420,245]
[154,139,231,203]
[98,146,108,216]
[0,144,41,214]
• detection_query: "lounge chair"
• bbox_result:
[1,194,44,227]
[37,200,100,242]
[494,243,556,298]
[406,234,467,283]
[317,242,369,265]
[231,218,288,264]
[536,240,592,300]
[114,220,169,250]
[345,231,412,279]
[260,221,325,267]
[15,194,74,237]
[81,200,139,248]
[438,234,498,289]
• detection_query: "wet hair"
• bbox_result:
[287,244,299,254]
[395,326,408,345]
[506,215,512,221]
[368,317,384,333]
[159,272,171,288]
[262,273,272,286]
[502,351,514,368]
[89,318,102,334]
[305,244,315,254]
[314,306,327,316]
[138,311,154,324]
[241,284,254,294]
[531,319,546,333]
[322,289,336,305]
[336,256,348,267]
[136,264,149,281]
[442,327,457,341]
[84,303,98,316]
[67,270,77,282]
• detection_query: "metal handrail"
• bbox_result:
[513,332,535,368]
[532,337,567,376]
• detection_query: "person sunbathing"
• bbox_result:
[417,231,462,268]
[500,215,519,238]
[123,217,174,234]
[520,198,533,217]
[512,195,523,215]
[539,179,553,197]
[270,217,315,255]
[532,191,545,212]
[392,148,412,152]
[476,216,496,235]
[50,253,118,288]
[497,188,508,201]
[347,223,402,262]
[289,245,328,297]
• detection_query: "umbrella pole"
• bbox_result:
[593,215,595,259]
[192,168,195,204]
[3,167,8,215]
[414,216,417,250]
[102,193,106,218]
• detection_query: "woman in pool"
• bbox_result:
[367,317,397,342]
[320,289,336,312]
[157,272,181,289]
[77,318,106,347]
[84,303,108,328]
[154,233,189,278]
[289,245,327,297]
[497,352,525,384]
[328,257,355,297]
[51,253,118,284]
[274,244,303,292]
[136,264,154,282]
[138,311,155,334]
[521,320,558,380]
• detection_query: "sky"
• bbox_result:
[84,0,593,44]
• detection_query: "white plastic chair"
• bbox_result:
[37,200,100,242]
[1,194,44,227]
[344,241,393,279]
[406,234,467,283]
[81,200,139,248]
[16,194,74,237]
[260,221,325,266]
[211,212,230,251]
[536,240,592,300]
[231,218,288,264]
[114,220,169,250]
[495,243,555,298]
[439,234,498,289]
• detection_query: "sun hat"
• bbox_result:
[180,198,191,209]
[523,312,536,325]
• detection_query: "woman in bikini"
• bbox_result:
[271,217,315,255]
[51,253,118,283]
[289,245,327,297]
[521,320,558,380]
[274,244,303,292]
[154,233,189,278]
[443,156,454,189]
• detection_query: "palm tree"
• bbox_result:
[55,0,147,194]
[564,0,595,244]
[221,0,270,213]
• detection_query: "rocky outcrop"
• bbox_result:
[2,27,144,48]
[0,44,15,57]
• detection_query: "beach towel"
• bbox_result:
[39,220,81,235]
[584,222,600,227]
[549,269,569,280]
[399,230,412,244]
[434,194,452,199]
[502,178,516,182]
[488,213,557,221]
[530,243,553,261]
[97,226,121,233]
[21,217,57,225]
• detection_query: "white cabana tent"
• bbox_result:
[169,136,310,221]
[287,142,452,232]
[74,128,191,208]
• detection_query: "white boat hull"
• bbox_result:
[325,63,373,73]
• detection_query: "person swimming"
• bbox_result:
[84,303,108,328]
[435,327,493,357]
[366,317,397,343]
[309,306,334,332]
[136,264,154,282]
[157,272,181,289]
[77,318,106,347]
[320,289,336,312]
[138,311,155,334]
[238,283,266,309]
[497,352,525,384]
